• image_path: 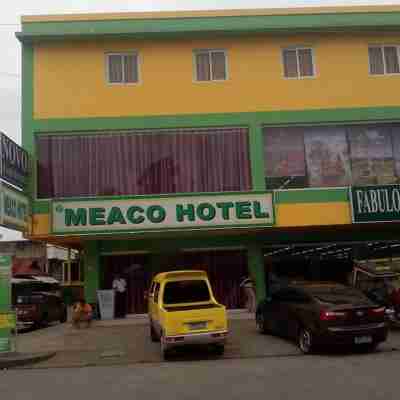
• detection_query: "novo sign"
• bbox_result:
[351,185,400,223]
[0,132,29,188]
[52,193,274,234]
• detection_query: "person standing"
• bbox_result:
[112,274,127,318]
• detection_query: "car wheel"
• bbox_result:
[213,344,225,356]
[160,335,172,361]
[256,313,268,334]
[150,323,159,342]
[298,328,314,354]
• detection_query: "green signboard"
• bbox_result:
[0,183,29,232]
[351,185,400,223]
[0,255,12,353]
[52,192,274,235]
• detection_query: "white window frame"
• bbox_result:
[368,45,400,76]
[193,49,229,82]
[281,46,316,80]
[105,52,141,85]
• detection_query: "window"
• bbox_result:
[37,127,251,198]
[106,53,139,84]
[194,50,227,81]
[369,45,400,75]
[282,47,315,78]
[263,123,400,190]
[163,280,211,304]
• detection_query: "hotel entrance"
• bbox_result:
[102,249,249,314]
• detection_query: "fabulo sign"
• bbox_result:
[52,193,274,234]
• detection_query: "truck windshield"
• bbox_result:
[163,280,211,304]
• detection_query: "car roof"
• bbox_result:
[153,270,207,282]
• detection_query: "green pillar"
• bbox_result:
[247,244,266,304]
[249,123,266,191]
[83,241,101,304]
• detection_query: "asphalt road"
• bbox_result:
[1,350,398,400]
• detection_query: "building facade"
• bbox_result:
[17,6,400,313]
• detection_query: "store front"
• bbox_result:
[101,250,248,314]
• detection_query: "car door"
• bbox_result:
[152,283,161,335]
[262,289,289,335]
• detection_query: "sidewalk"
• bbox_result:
[14,312,400,369]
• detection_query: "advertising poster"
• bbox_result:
[348,126,396,185]
[0,255,12,353]
[264,128,306,188]
[391,125,400,181]
[304,127,352,187]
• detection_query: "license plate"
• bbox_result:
[354,336,372,344]
[188,321,207,330]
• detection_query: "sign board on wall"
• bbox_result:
[0,132,29,189]
[52,192,274,234]
[350,184,400,223]
[0,183,29,232]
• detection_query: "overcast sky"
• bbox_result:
[0,0,399,240]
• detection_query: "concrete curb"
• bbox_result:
[0,351,56,369]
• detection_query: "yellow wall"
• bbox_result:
[275,203,351,227]
[34,32,400,119]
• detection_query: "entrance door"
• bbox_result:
[102,254,150,314]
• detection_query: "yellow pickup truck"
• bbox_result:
[148,270,228,360]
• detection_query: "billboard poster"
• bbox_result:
[304,127,352,187]
[0,132,29,189]
[348,126,397,186]
[264,128,306,177]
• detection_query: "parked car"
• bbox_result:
[12,275,67,329]
[256,282,388,354]
[352,260,400,327]
[148,270,228,360]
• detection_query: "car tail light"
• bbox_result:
[368,307,385,317]
[320,310,347,321]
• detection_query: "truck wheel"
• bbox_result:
[150,324,159,342]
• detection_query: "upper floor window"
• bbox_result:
[282,47,315,79]
[369,45,400,75]
[194,50,227,81]
[106,52,139,84]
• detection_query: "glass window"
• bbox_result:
[195,50,227,81]
[264,127,307,189]
[163,280,211,304]
[264,123,400,190]
[37,127,251,198]
[369,45,400,75]
[304,127,352,187]
[107,53,139,84]
[348,125,396,185]
[282,47,315,78]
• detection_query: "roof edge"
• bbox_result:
[20,5,400,24]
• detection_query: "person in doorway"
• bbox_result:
[112,274,127,318]
[240,276,256,313]
[72,299,93,329]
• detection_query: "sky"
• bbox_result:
[0,0,399,240]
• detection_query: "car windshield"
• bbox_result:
[163,280,211,304]
[307,287,367,305]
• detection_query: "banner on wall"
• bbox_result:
[348,126,396,186]
[52,192,274,235]
[304,127,352,187]
[350,184,400,223]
